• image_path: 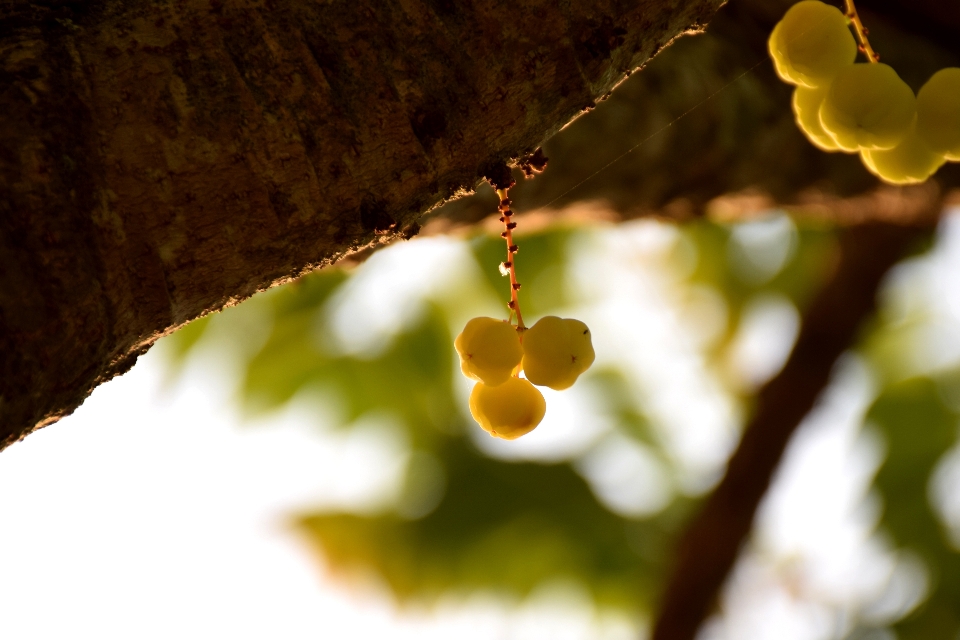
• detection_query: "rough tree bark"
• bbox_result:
[0,0,728,449]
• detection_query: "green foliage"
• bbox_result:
[239,273,348,412]
[866,377,960,639]
[686,220,835,314]
[164,314,212,366]
[297,438,695,610]
[684,218,836,369]
[470,227,574,319]
[582,368,661,449]
[161,216,960,637]
[160,218,846,613]
[246,302,456,443]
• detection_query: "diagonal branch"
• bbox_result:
[650,212,940,640]
[0,0,728,450]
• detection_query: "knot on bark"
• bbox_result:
[517,148,548,179]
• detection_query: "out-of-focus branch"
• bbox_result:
[650,212,940,640]
[418,182,951,240]
[706,182,950,227]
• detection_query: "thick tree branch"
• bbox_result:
[650,213,939,640]
[0,0,729,449]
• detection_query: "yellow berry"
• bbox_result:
[861,124,946,185]
[455,317,523,387]
[768,1,857,89]
[792,85,843,152]
[469,378,546,440]
[916,67,960,160]
[820,63,916,151]
[520,316,595,391]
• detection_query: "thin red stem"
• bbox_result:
[496,188,525,331]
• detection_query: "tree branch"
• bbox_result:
[0,0,728,449]
[650,212,939,640]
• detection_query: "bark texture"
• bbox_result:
[0,0,727,449]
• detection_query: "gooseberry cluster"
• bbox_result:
[454,190,595,440]
[769,0,960,185]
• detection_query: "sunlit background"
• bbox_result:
[4,203,960,639]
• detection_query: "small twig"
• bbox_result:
[845,0,880,62]
[496,188,525,331]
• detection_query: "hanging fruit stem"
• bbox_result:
[844,0,879,62]
[496,188,525,331]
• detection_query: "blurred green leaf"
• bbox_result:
[296,438,695,611]
[583,368,660,450]
[162,314,213,365]
[244,299,457,446]
[763,226,836,310]
[237,269,349,412]
[684,219,836,378]
[866,377,960,639]
[470,228,573,320]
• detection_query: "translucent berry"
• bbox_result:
[455,317,523,387]
[520,316,595,391]
[792,85,843,152]
[916,67,960,160]
[819,63,916,152]
[861,124,946,185]
[768,1,857,89]
[469,377,546,440]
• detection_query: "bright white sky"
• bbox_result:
[3,212,960,640]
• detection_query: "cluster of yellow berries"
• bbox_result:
[456,316,595,440]
[454,187,594,440]
[769,0,960,185]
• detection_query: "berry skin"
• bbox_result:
[469,378,546,440]
[916,67,960,160]
[819,63,916,152]
[861,123,946,185]
[768,1,857,89]
[455,317,523,387]
[520,316,595,391]
[792,85,843,152]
